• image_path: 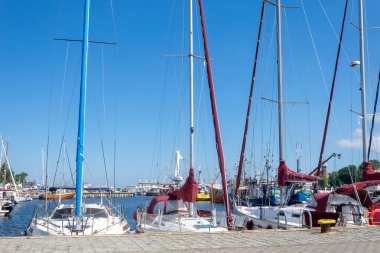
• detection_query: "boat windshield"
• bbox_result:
[51,207,74,219]
[83,207,109,218]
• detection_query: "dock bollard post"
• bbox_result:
[318,219,336,233]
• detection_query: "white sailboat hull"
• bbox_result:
[138,214,228,233]
[27,203,129,236]
[234,205,312,229]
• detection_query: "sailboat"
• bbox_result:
[0,139,32,204]
[234,0,320,229]
[134,0,229,233]
[27,0,129,235]
[235,0,380,229]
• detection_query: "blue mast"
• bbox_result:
[75,0,91,218]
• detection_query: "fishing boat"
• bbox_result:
[26,0,129,235]
[135,0,232,232]
[196,188,211,201]
[39,189,75,200]
[196,168,210,201]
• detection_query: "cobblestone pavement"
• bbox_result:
[1,226,379,252]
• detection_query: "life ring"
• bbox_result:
[369,209,380,225]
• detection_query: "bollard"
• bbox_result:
[317,219,336,233]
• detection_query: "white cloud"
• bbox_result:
[337,127,380,153]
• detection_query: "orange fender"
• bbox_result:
[369,209,380,225]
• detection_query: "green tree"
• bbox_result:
[0,162,15,184]
[15,172,28,184]
[337,165,357,185]
[319,175,329,188]
[328,171,340,187]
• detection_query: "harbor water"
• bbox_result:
[0,197,225,236]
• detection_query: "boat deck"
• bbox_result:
[1,226,379,252]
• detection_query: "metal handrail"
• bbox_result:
[301,209,313,229]
[277,210,288,229]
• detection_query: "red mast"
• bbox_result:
[197,0,233,229]
[235,1,266,197]
[316,0,348,177]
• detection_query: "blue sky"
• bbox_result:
[0,0,380,187]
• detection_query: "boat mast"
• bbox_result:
[235,0,266,197]
[75,0,91,218]
[358,0,368,163]
[197,0,233,229]
[189,0,195,216]
[368,71,380,159]
[276,0,284,162]
[276,0,286,206]
[189,0,194,172]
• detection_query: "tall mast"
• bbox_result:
[276,0,284,161]
[41,146,45,187]
[235,0,266,196]
[189,0,194,171]
[316,0,348,176]
[197,0,233,229]
[75,0,90,218]
[358,0,368,163]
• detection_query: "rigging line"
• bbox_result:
[102,45,106,127]
[52,136,67,186]
[364,0,373,112]
[318,0,360,82]
[150,1,178,179]
[64,141,75,185]
[236,0,266,195]
[168,0,186,175]
[315,0,349,177]
[300,0,330,105]
[349,0,355,24]
[99,44,110,189]
[307,103,312,170]
[200,64,212,181]
[60,42,70,124]
[282,7,297,163]
[108,0,119,43]
[302,0,351,168]
[52,49,83,186]
[82,160,110,197]
[368,70,380,160]
[101,139,110,190]
[113,99,116,192]
[194,61,206,161]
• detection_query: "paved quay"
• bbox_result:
[1,226,379,253]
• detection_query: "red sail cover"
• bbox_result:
[313,180,380,212]
[278,161,318,186]
[168,168,198,203]
[362,162,380,181]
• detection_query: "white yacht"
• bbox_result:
[27,203,129,235]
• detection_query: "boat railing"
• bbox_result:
[277,210,288,229]
[301,209,313,229]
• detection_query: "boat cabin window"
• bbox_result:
[83,208,109,218]
[152,201,165,214]
[166,200,189,214]
[51,207,74,219]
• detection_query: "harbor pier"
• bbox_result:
[82,192,134,198]
[0,226,379,252]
